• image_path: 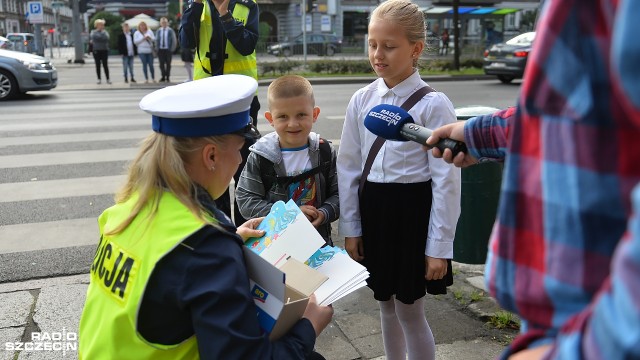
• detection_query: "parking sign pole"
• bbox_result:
[34,24,44,56]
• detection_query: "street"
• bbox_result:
[0,73,520,359]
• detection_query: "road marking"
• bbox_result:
[0,175,126,202]
[0,218,99,254]
[0,130,152,147]
[0,148,138,168]
[0,119,149,132]
[326,115,345,120]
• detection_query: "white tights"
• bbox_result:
[378,296,435,360]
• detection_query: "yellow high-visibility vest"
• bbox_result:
[79,192,210,359]
[194,0,258,81]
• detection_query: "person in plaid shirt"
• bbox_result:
[427,0,640,358]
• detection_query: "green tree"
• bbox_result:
[89,11,124,50]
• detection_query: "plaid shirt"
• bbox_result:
[464,0,640,358]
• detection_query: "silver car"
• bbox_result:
[0,49,57,101]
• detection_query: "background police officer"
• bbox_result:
[180,0,260,226]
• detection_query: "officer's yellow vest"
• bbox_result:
[79,192,210,359]
[194,0,258,81]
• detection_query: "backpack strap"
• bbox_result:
[258,138,332,195]
[358,85,435,197]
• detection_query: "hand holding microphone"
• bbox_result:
[364,104,467,157]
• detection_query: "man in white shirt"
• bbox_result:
[156,17,177,82]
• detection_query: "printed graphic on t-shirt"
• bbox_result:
[282,145,316,206]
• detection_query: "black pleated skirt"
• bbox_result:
[360,181,453,304]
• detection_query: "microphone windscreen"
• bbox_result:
[364,104,414,141]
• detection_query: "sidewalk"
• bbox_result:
[49,50,491,92]
[0,233,518,360]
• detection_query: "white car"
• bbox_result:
[0,49,57,101]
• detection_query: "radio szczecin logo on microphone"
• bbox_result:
[367,108,402,126]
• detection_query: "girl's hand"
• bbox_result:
[425,256,447,280]
[236,217,265,241]
[345,236,364,262]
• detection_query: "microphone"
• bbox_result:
[364,104,467,156]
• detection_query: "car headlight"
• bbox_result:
[20,60,48,70]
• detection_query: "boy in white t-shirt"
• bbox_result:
[236,75,339,244]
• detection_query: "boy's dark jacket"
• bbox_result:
[235,132,339,244]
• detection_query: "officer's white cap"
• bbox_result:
[139,74,259,138]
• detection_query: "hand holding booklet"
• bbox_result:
[244,200,369,337]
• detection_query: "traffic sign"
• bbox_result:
[27,1,44,24]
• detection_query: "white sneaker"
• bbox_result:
[106,80,112,85]
[96,80,101,85]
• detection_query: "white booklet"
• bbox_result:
[305,246,369,306]
[245,200,369,306]
[245,199,326,267]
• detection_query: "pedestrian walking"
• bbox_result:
[337,1,461,359]
[439,29,449,56]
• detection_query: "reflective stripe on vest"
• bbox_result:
[194,0,257,81]
[79,192,206,359]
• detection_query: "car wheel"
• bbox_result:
[282,48,292,57]
[0,70,19,101]
[497,75,515,84]
[325,46,335,56]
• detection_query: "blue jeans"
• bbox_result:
[122,55,134,79]
[138,53,155,80]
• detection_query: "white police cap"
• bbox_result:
[139,74,259,138]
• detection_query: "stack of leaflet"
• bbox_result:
[305,246,369,306]
[245,199,369,324]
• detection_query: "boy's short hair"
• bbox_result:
[267,75,315,108]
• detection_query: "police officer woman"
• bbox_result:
[78,74,333,360]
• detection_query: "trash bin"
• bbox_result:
[453,106,502,264]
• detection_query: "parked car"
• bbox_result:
[483,32,535,84]
[6,33,37,53]
[0,49,57,101]
[267,34,342,57]
[0,36,14,50]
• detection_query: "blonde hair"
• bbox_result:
[138,21,148,31]
[106,132,231,235]
[267,75,315,108]
[94,18,106,27]
[370,0,426,65]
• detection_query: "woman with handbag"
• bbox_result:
[134,21,156,83]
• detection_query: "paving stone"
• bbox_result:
[0,327,24,360]
[0,291,33,328]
